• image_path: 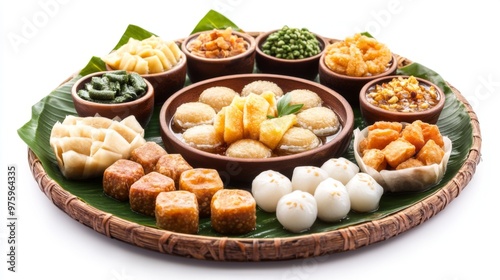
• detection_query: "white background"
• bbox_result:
[1,0,498,279]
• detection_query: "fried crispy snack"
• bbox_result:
[324,33,392,77]
[187,27,249,58]
[353,121,452,192]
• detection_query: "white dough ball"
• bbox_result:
[251,170,293,212]
[291,166,329,194]
[320,157,360,185]
[345,173,384,213]
[276,190,318,233]
[314,178,351,222]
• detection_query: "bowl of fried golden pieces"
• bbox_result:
[181,27,256,83]
[318,33,398,106]
[359,75,445,125]
[159,73,354,184]
[255,26,329,80]
[353,120,452,192]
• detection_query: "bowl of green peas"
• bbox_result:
[71,70,155,127]
[255,26,328,80]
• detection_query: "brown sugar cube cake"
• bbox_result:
[102,159,144,201]
[154,154,193,186]
[210,189,256,235]
[130,172,175,216]
[382,138,416,169]
[130,142,168,174]
[155,191,199,234]
[179,168,223,218]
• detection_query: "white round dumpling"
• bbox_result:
[314,178,351,222]
[291,166,329,195]
[320,157,360,185]
[251,170,292,212]
[276,190,317,233]
[345,173,384,213]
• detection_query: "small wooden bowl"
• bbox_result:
[159,73,354,184]
[255,30,328,80]
[181,30,256,83]
[71,71,154,127]
[359,75,446,125]
[319,52,398,107]
[106,55,186,105]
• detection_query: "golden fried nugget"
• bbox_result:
[396,158,424,170]
[401,123,425,152]
[362,149,387,172]
[382,138,416,169]
[365,128,400,150]
[416,140,445,165]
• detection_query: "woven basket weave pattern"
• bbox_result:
[27,50,482,261]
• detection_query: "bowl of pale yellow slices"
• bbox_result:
[103,35,187,105]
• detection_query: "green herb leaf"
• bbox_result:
[360,31,374,38]
[272,92,303,118]
[190,9,242,34]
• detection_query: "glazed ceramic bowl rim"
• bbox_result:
[255,29,329,63]
[181,30,257,63]
[359,75,446,119]
[71,70,154,109]
[319,52,399,81]
[159,73,355,164]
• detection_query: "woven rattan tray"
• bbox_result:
[27,50,482,261]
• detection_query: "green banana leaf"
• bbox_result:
[18,19,472,238]
[190,9,243,34]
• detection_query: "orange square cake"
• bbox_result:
[210,189,256,235]
[179,168,223,218]
[129,171,175,216]
[155,191,199,234]
[130,141,168,174]
[154,154,193,186]
[102,159,144,201]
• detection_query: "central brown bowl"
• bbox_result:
[159,73,354,185]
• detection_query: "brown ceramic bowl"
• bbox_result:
[71,71,154,128]
[181,30,256,83]
[318,51,398,107]
[359,75,446,125]
[255,29,328,80]
[106,54,187,105]
[159,73,354,185]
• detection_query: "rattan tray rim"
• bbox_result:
[27,48,482,261]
